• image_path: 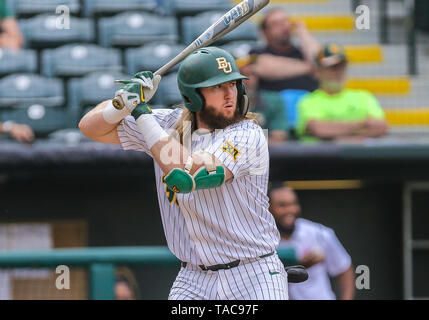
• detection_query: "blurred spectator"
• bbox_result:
[0,120,34,143]
[115,267,139,300]
[297,43,388,142]
[0,0,24,50]
[250,8,320,92]
[236,52,288,144]
[269,184,355,300]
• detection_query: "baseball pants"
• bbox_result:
[168,253,289,300]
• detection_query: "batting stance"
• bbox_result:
[79,47,288,300]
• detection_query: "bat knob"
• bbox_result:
[112,97,125,110]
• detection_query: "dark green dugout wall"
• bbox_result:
[0,177,405,299]
[1,142,429,299]
[296,184,403,300]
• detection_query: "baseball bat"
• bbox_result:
[112,0,270,110]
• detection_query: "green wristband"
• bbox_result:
[131,103,151,120]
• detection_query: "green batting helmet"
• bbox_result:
[177,47,250,114]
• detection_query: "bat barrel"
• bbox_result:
[155,0,270,76]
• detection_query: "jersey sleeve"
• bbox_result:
[117,108,182,154]
[361,90,386,120]
[319,226,352,277]
[205,121,269,179]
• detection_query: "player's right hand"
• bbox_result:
[299,249,325,268]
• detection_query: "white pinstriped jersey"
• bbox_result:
[117,108,280,266]
[278,218,351,300]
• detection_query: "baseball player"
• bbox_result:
[79,47,288,300]
[269,185,355,300]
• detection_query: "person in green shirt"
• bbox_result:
[236,52,289,144]
[0,0,24,49]
[297,43,388,142]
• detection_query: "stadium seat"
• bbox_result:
[161,0,231,16]
[98,12,178,47]
[0,48,37,76]
[182,11,258,45]
[41,44,123,78]
[155,72,182,106]
[221,40,259,59]
[19,14,95,49]
[8,0,80,17]
[279,89,309,131]
[0,104,69,136]
[0,74,64,108]
[68,71,130,122]
[125,42,186,75]
[82,0,158,17]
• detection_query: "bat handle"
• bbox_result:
[154,64,170,77]
[112,96,125,110]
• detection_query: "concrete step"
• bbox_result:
[385,108,429,126]
[260,0,353,15]
[312,31,379,45]
[347,44,408,76]
[377,76,429,108]
[289,14,355,32]
[346,77,410,95]
[345,45,383,63]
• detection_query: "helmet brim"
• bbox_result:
[189,72,249,89]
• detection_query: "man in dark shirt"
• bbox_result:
[250,8,321,92]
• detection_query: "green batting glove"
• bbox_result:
[131,101,153,120]
[131,71,161,103]
[114,81,152,117]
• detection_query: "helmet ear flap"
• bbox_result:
[237,81,249,116]
[196,88,206,111]
[182,89,205,112]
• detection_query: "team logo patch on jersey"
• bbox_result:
[222,140,241,162]
[161,174,179,206]
[216,57,232,74]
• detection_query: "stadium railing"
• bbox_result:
[0,246,296,300]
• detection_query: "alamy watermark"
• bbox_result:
[355,265,370,290]
[55,265,70,290]
[53,263,371,291]
[355,5,370,30]
[56,5,70,30]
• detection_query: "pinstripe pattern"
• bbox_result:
[169,254,288,300]
[117,108,286,299]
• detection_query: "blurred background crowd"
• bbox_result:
[0,0,428,146]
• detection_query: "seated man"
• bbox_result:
[297,43,388,142]
[250,8,320,92]
[0,0,24,50]
[269,184,355,300]
[236,51,288,144]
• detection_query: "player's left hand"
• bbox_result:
[131,71,162,103]
[112,81,148,113]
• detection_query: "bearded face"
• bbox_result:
[198,101,244,130]
[197,81,244,130]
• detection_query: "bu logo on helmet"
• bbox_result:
[216,57,232,74]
